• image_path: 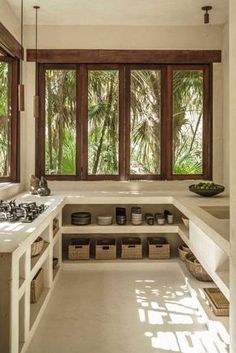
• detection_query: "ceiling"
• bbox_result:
[7,0,228,26]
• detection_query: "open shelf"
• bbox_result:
[30,288,50,330]
[18,280,26,301]
[215,270,230,291]
[62,223,180,234]
[19,294,25,352]
[31,242,50,278]
[53,229,61,245]
[178,260,229,337]
[31,242,49,270]
[53,266,60,280]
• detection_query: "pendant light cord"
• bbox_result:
[34,6,40,96]
[20,0,23,84]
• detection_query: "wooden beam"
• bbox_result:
[27,49,221,64]
[0,23,23,59]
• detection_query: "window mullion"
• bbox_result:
[77,64,88,180]
[165,65,173,180]
[119,65,126,180]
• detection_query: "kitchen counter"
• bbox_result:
[0,188,230,353]
[0,189,229,254]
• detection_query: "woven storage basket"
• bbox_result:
[31,268,44,303]
[95,239,116,260]
[53,257,59,269]
[68,239,90,260]
[185,253,213,282]
[31,237,44,257]
[203,288,229,316]
[148,237,170,259]
[178,244,191,261]
[53,218,59,236]
[121,237,142,259]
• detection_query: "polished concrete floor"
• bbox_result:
[26,263,229,353]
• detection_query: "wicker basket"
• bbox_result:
[53,257,59,269]
[53,218,59,236]
[178,244,191,261]
[121,237,142,259]
[31,237,44,257]
[95,239,116,260]
[185,253,213,282]
[31,268,44,303]
[148,237,170,259]
[69,239,90,260]
[203,288,229,316]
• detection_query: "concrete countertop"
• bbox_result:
[0,189,229,254]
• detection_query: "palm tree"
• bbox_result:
[173,70,203,174]
[88,70,119,175]
[0,62,9,176]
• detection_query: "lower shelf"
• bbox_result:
[30,288,50,330]
[53,266,60,280]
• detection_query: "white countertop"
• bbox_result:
[0,189,229,254]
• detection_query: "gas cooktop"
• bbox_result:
[0,200,47,223]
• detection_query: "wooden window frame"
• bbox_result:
[37,62,212,181]
[126,64,164,180]
[0,56,20,182]
[85,64,124,181]
[166,64,212,180]
[37,63,79,180]
[0,23,21,183]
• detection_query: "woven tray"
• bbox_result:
[204,288,229,316]
[69,239,90,260]
[31,268,44,303]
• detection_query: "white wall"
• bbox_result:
[22,24,226,189]
[223,23,229,189]
[0,0,20,41]
[0,0,24,198]
[229,0,236,350]
[24,25,223,49]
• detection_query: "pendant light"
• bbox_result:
[202,6,212,24]
[33,5,40,118]
[18,0,25,111]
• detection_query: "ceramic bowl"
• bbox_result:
[189,184,225,197]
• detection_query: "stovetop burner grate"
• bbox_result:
[0,200,47,223]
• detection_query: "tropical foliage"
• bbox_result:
[43,68,203,177]
[130,70,161,174]
[45,69,76,175]
[173,70,203,174]
[0,62,9,177]
[88,70,119,175]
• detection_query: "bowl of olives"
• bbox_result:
[189,182,225,197]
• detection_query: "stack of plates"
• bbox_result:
[131,207,142,225]
[71,212,91,225]
[97,216,113,226]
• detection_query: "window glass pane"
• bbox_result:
[130,70,161,175]
[172,70,203,175]
[45,69,76,175]
[88,70,119,175]
[0,62,9,177]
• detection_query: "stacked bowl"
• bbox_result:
[131,207,142,225]
[97,216,113,226]
[116,207,127,225]
[71,212,91,225]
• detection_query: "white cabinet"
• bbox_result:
[189,221,229,299]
